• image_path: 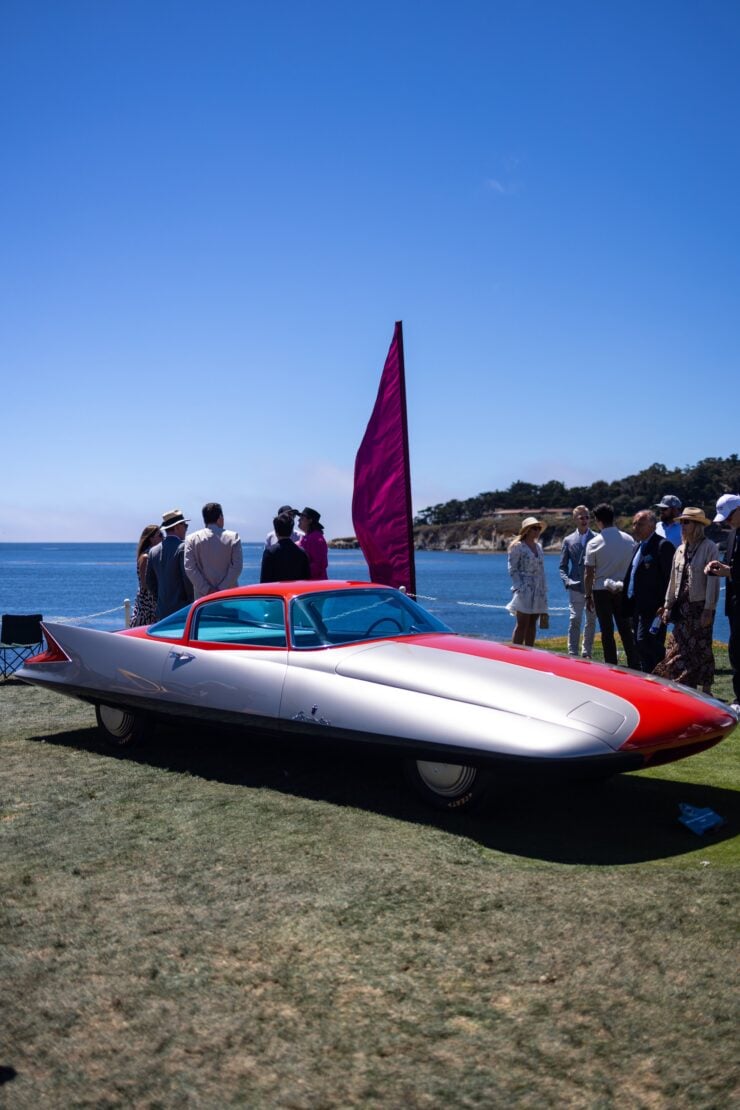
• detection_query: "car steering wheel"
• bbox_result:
[366,617,403,636]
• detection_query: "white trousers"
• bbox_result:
[567,588,596,657]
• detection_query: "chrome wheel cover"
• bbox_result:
[414,760,478,797]
[98,704,135,739]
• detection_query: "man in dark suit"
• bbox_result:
[260,512,310,583]
[622,509,675,672]
[146,509,195,620]
[706,494,740,710]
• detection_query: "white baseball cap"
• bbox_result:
[713,493,740,523]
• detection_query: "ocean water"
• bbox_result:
[0,543,730,643]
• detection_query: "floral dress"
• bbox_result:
[653,546,714,689]
[130,553,157,627]
[506,540,548,616]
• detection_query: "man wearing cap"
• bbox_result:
[184,502,243,600]
[654,495,682,547]
[265,506,303,551]
[146,510,194,620]
[584,502,639,667]
[705,494,740,709]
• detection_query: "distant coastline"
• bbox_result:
[329,509,731,554]
[330,513,583,553]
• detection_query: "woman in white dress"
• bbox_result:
[507,516,549,646]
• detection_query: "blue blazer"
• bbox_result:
[146,535,194,620]
[559,529,595,593]
[622,532,674,615]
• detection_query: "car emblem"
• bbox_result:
[292,705,331,726]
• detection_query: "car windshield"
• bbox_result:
[290,588,451,649]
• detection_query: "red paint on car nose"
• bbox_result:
[415,634,737,757]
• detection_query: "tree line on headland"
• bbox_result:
[413,456,740,527]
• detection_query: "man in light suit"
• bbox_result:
[559,505,596,658]
[622,510,675,672]
[184,502,243,600]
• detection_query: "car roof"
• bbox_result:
[198,580,383,604]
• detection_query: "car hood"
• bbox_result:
[334,637,639,750]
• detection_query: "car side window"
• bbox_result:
[190,597,286,648]
[147,605,191,639]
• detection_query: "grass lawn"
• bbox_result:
[1,643,738,1107]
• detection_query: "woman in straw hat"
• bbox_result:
[653,507,720,693]
[506,516,549,646]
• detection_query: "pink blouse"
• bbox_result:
[300,530,328,580]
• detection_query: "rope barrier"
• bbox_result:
[413,592,570,614]
[48,604,128,626]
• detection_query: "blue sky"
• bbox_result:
[3,1,738,541]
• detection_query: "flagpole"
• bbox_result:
[395,321,417,597]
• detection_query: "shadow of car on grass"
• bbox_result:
[31,718,738,867]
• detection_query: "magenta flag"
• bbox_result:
[352,321,417,595]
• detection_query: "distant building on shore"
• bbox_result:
[491,507,572,521]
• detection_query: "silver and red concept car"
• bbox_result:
[19,581,737,809]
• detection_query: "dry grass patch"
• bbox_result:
[1,677,738,1107]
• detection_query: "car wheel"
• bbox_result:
[95,704,146,747]
[404,758,488,811]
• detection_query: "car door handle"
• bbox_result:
[169,650,195,662]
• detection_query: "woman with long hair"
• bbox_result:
[653,507,720,693]
[506,516,548,646]
[130,523,161,626]
[298,507,328,580]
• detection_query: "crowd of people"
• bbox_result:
[129,489,739,713]
[130,502,328,625]
[507,492,740,711]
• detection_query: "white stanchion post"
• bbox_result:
[124,599,131,628]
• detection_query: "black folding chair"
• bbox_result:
[0,614,44,678]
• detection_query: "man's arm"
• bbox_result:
[231,537,243,583]
[297,547,310,579]
[213,535,243,592]
[260,549,274,584]
[183,536,210,597]
[558,539,572,588]
[584,565,595,611]
[178,545,194,602]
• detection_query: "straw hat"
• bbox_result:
[677,507,711,528]
[160,509,190,530]
[518,516,543,537]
